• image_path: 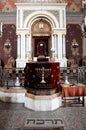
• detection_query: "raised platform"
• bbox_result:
[0,87,26,103]
[0,87,62,111]
[25,91,62,111]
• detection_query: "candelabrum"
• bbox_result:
[51,48,55,57]
[15,77,20,86]
[64,76,70,84]
[35,67,51,83]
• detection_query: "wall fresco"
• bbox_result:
[0,0,16,12]
[65,0,82,12]
[0,0,82,13]
[0,24,17,66]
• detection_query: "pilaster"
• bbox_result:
[17,34,21,59]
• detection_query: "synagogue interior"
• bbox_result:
[0,0,86,130]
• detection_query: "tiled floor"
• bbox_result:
[0,100,86,130]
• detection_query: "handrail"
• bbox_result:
[0,66,86,88]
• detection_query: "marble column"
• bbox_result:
[62,34,66,58]
[21,33,25,59]
[58,33,62,60]
[25,34,30,59]
[52,34,54,50]
[54,34,58,58]
[51,34,55,58]
[28,35,32,59]
[17,34,21,59]
[62,34,67,67]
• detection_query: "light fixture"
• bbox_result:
[72,43,79,48]
[4,39,12,54]
[72,39,78,48]
[4,39,11,49]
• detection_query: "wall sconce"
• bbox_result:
[71,39,79,56]
[72,42,79,48]
[4,39,12,54]
[4,42,11,49]
[72,39,78,48]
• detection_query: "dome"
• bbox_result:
[16,0,65,3]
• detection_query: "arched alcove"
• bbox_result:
[31,18,52,57]
[16,2,67,68]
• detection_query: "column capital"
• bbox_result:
[25,34,30,37]
[17,34,21,37]
[62,34,66,36]
[53,33,58,36]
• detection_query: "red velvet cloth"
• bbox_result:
[24,62,60,89]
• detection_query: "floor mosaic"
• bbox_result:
[0,101,86,130]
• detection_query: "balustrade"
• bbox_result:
[0,66,86,88]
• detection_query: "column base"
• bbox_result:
[0,87,26,103]
[16,58,28,68]
[55,57,67,67]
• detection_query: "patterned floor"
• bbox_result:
[0,101,86,130]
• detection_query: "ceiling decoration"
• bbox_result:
[0,0,16,12]
[0,0,82,13]
[65,0,82,12]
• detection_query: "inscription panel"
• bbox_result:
[21,118,64,130]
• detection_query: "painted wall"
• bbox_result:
[0,0,82,13]
[0,0,84,67]
[66,24,83,66]
[0,24,17,66]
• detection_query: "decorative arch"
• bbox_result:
[24,11,58,58]
[16,2,67,68]
[24,11,58,29]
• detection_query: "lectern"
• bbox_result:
[24,61,62,111]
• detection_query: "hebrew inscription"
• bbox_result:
[24,118,64,129]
